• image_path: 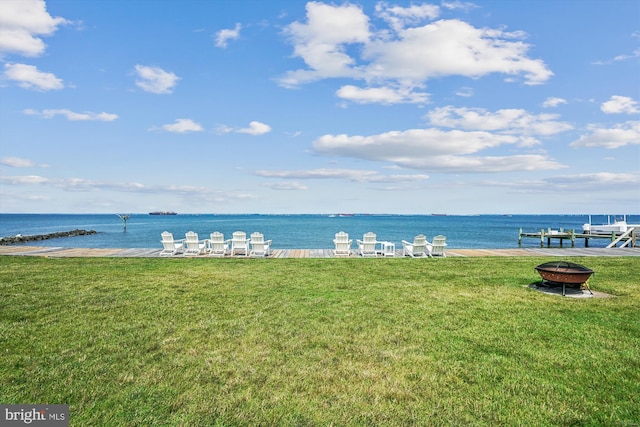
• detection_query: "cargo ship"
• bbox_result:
[149,211,177,215]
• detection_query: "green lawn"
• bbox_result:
[1,256,638,426]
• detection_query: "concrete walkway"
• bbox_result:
[1,245,638,258]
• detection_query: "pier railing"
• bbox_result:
[518,227,637,248]
[607,227,636,248]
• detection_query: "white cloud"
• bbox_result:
[362,19,551,85]
[544,172,640,187]
[570,121,640,149]
[237,121,272,135]
[0,174,255,202]
[278,2,371,87]
[264,182,309,190]
[215,23,241,48]
[3,63,63,90]
[427,106,573,136]
[312,128,565,173]
[441,1,480,12]
[375,2,440,32]
[542,97,567,108]
[279,3,552,104]
[601,95,639,114]
[255,168,430,183]
[160,118,203,133]
[134,65,180,94]
[336,84,429,104]
[215,124,234,134]
[0,157,48,168]
[593,49,640,65]
[0,175,50,185]
[0,0,69,58]
[454,86,474,97]
[24,108,118,121]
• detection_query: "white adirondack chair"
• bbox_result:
[249,232,272,257]
[357,232,378,257]
[402,234,428,257]
[184,231,206,256]
[427,235,447,257]
[230,231,250,256]
[160,231,184,256]
[208,232,230,257]
[333,231,352,257]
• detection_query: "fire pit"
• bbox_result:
[535,261,594,296]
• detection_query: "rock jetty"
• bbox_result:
[0,229,97,245]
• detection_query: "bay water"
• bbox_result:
[1,214,637,250]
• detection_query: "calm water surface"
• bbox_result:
[1,214,637,250]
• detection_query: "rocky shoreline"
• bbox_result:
[0,229,97,245]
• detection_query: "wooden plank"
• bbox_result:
[1,245,638,258]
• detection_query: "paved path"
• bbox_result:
[1,245,638,258]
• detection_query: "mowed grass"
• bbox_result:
[0,256,638,426]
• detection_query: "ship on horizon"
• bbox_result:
[149,211,177,215]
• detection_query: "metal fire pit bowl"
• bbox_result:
[535,261,594,296]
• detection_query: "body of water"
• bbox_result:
[1,213,638,250]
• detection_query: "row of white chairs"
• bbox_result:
[334,231,447,257]
[161,231,271,257]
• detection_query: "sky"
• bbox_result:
[0,0,639,214]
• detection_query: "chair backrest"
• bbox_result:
[161,232,175,250]
[185,231,201,250]
[363,232,377,243]
[232,231,248,248]
[360,237,377,255]
[431,235,447,255]
[335,240,351,254]
[250,232,265,244]
[413,234,426,247]
[210,232,225,243]
[335,231,349,242]
[209,232,227,254]
[410,234,427,255]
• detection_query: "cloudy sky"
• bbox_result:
[1,0,638,214]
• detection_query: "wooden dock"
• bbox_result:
[1,245,638,258]
[518,227,637,248]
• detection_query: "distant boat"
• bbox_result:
[582,215,627,234]
[431,213,447,216]
[149,211,177,216]
[337,213,354,217]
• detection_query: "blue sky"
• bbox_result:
[1,0,638,214]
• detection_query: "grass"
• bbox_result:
[1,256,639,426]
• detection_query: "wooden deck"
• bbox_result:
[1,245,638,258]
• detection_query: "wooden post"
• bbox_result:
[116,214,130,231]
[540,229,545,248]
[570,229,575,248]
[518,228,522,246]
